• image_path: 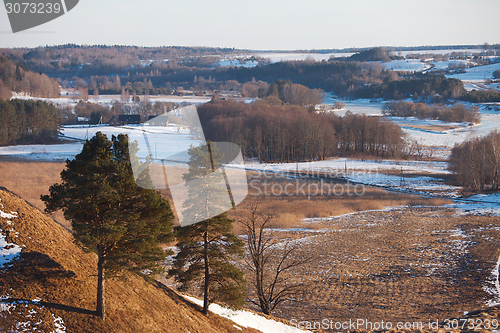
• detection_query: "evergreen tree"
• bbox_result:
[41,132,174,319]
[169,142,245,314]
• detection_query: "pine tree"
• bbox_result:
[169,142,245,314]
[41,132,174,319]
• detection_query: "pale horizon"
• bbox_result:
[1,0,499,50]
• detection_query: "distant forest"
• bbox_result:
[198,99,406,162]
[0,99,61,146]
[0,56,60,99]
[2,45,499,102]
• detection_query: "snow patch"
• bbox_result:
[0,295,67,332]
[182,295,311,333]
[452,193,500,216]
[0,207,21,267]
[485,253,500,307]
[0,210,17,219]
[52,314,66,333]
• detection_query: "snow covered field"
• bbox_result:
[4,66,500,218]
[0,124,202,163]
[384,59,427,72]
[11,93,215,107]
[233,155,500,216]
[255,52,354,63]
[322,96,384,116]
[446,62,500,82]
[322,95,500,150]
[389,114,500,149]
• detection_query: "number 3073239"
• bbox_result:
[5,2,62,14]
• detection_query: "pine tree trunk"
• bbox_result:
[203,229,210,315]
[96,243,105,319]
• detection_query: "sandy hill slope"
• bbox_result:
[0,187,259,333]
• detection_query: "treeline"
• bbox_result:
[334,47,404,62]
[356,73,466,100]
[2,45,250,96]
[217,63,473,102]
[0,56,60,99]
[4,45,241,77]
[461,89,500,103]
[0,99,61,146]
[449,131,500,191]
[198,99,406,162]
[58,100,180,125]
[217,60,390,96]
[383,101,480,123]
[6,45,500,102]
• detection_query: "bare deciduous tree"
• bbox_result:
[449,130,500,191]
[240,206,309,315]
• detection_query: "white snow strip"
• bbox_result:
[0,302,14,312]
[52,314,66,333]
[485,253,500,307]
[451,193,500,216]
[0,210,17,219]
[0,230,21,267]
[182,295,310,333]
[0,208,20,267]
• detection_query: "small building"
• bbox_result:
[118,115,141,125]
[107,115,121,126]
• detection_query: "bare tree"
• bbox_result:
[239,205,309,315]
[491,131,500,190]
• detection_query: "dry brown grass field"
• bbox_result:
[246,206,500,328]
[0,160,69,228]
[225,173,500,331]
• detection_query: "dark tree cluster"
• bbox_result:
[334,112,406,158]
[449,131,500,191]
[198,99,407,162]
[336,47,402,62]
[0,56,60,99]
[73,101,113,124]
[356,74,466,100]
[383,100,480,123]
[0,99,61,146]
[217,60,389,97]
[267,79,325,106]
[462,89,500,103]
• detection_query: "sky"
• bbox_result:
[0,0,499,50]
